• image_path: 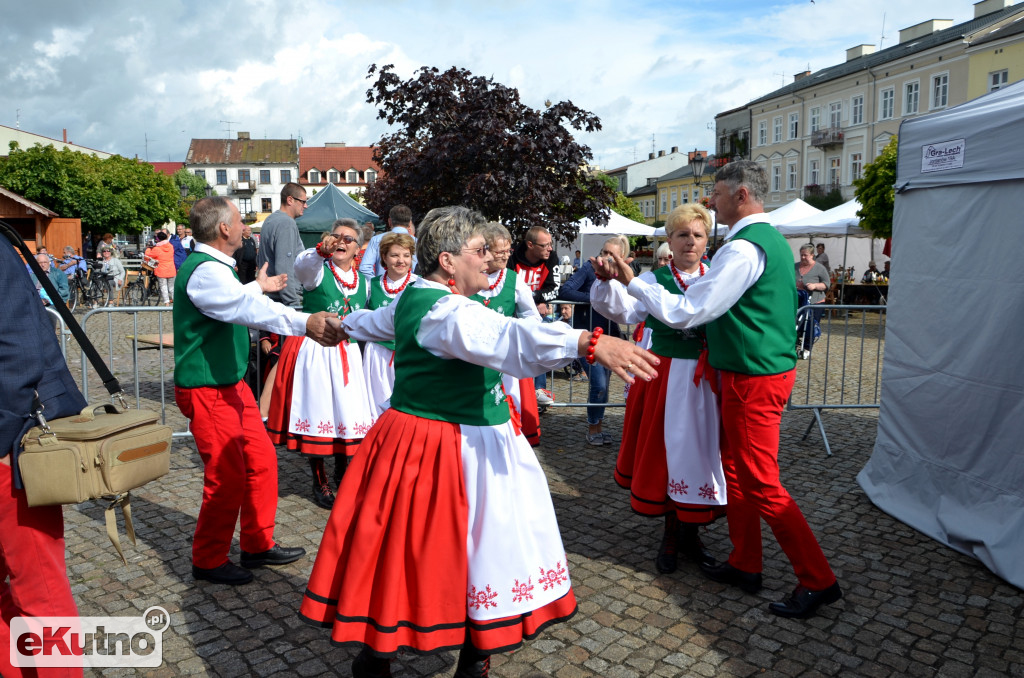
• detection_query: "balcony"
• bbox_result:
[230,180,256,193]
[804,183,842,198]
[810,127,844,149]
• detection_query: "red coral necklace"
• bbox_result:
[671,261,705,291]
[329,261,358,290]
[482,269,505,307]
[382,269,412,295]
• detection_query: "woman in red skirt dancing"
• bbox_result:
[299,206,659,678]
[591,204,726,574]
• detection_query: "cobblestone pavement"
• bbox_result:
[56,308,1023,677]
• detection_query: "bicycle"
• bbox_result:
[66,270,90,312]
[84,261,115,308]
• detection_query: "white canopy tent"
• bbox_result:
[858,79,1024,589]
[766,198,822,226]
[570,210,656,263]
[775,199,888,277]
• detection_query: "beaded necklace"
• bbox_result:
[482,269,505,307]
[670,261,705,291]
[328,261,358,316]
[381,269,412,295]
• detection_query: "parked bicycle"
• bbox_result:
[123,261,162,306]
[84,261,115,308]
[66,270,90,312]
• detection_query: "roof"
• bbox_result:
[299,146,379,184]
[749,4,1024,106]
[969,11,1024,46]
[185,138,298,165]
[626,183,657,198]
[150,162,183,176]
[0,186,59,217]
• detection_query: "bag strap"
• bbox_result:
[0,220,126,407]
[105,494,137,565]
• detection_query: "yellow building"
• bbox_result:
[965,9,1024,98]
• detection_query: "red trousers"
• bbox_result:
[719,370,836,591]
[176,382,278,569]
[0,462,81,678]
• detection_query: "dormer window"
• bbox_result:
[308,169,320,183]
[328,170,340,184]
[365,169,377,184]
[347,169,359,184]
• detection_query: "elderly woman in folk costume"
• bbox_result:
[362,231,418,416]
[590,204,726,575]
[469,221,544,445]
[299,206,660,678]
[266,218,376,509]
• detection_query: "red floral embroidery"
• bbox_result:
[668,478,688,495]
[538,561,567,590]
[353,421,374,436]
[698,484,717,500]
[318,420,333,435]
[336,422,347,436]
[511,577,534,603]
[467,584,498,610]
[294,418,310,433]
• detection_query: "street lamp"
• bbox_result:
[179,183,189,200]
[689,149,707,184]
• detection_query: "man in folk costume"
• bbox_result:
[174,197,343,586]
[596,161,842,619]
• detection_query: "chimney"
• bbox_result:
[237,131,250,140]
[846,44,876,61]
[325,142,347,148]
[899,19,953,44]
[658,150,665,157]
[649,152,655,160]
[794,70,812,81]
[63,128,68,143]
[975,0,1011,18]
[671,146,679,154]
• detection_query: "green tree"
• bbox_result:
[172,168,215,223]
[854,136,898,239]
[595,172,645,224]
[363,64,614,244]
[0,142,179,235]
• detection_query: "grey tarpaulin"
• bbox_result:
[858,79,1024,588]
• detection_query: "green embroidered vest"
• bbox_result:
[646,265,705,360]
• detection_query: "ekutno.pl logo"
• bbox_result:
[11,606,170,669]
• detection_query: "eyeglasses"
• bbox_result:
[335,235,358,244]
[491,249,511,257]
[531,241,553,250]
[460,244,491,257]
[294,197,308,205]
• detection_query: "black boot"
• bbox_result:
[678,523,714,568]
[352,648,392,678]
[655,513,679,574]
[310,458,335,509]
[333,452,351,489]
[454,642,490,678]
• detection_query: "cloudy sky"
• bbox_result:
[1,0,984,171]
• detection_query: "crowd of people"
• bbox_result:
[2,163,844,678]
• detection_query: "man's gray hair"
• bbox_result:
[715,160,768,205]
[415,206,488,277]
[482,221,512,248]
[189,197,235,243]
[331,218,362,245]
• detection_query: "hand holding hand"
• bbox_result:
[305,311,347,346]
[256,263,287,293]
[577,332,659,384]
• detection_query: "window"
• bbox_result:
[365,169,377,184]
[772,165,781,192]
[758,120,767,146]
[239,198,252,214]
[904,81,919,115]
[809,159,820,186]
[347,169,359,184]
[261,198,272,212]
[216,169,227,185]
[787,162,797,190]
[880,88,894,119]
[773,116,782,143]
[328,170,340,184]
[829,101,842,128]
[829,157,841,186]
[851,95,864,125]
[788,113,799,140]
[660,190,667,214]
[194,169,206,180]
[850,153,863,182]
[308,169,319,183]
[681,189,689,205]
[931,74,948,109]
[810,107,820,133]
[280,169,292,184]
[259,169,271,184]
[670,188,677,210]
[989,69,1008,92]
[237,169,250,182]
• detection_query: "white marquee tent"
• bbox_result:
[775,199,888,276]
[570,210,655,262]
[858,79,1024,588]
[766,198,822,226]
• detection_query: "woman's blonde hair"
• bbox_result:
[665,204,712,237]
[380,232,416,259]
[603,234,630,258]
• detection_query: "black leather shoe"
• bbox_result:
[192,561,254,586]
[699,559,763,593]
[679,525,715,568]
[768,582,842,618]
[352,649,393,678]
[655,528,678,574]
[240,545,307,569]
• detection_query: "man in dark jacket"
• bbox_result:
[171,223,189,269]
[1,236,87,677]
[508,226,560,402]
[233,225,259,284]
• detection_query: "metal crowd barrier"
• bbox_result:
[790,304,887,456]
[44,307,71,358]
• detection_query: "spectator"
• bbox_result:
[256,183,308,308]
[145,231,177,305]
[814,243,830,274]
[98,247,126,305]
[1,236,88,678]
[99,233,120,257]
[508,225,560,405]
[181,228,195,252]
[573,249,582,270]
[232,225,258,285]
[35,252,69,304]
[171,224,189,269]
[359,205,415,278]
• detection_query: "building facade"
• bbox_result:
[299,143,379,197]
[735,0,1024,210]
[606,147,691,196]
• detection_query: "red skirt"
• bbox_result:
[299,408,576,657]
[517,377,541,446]
[615,356,726,524]
[266,335,364,457]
